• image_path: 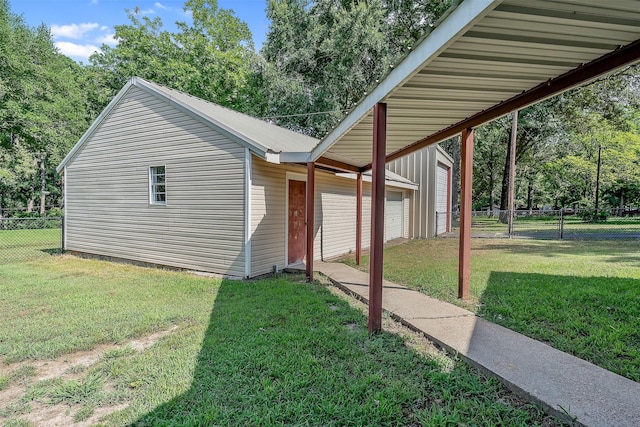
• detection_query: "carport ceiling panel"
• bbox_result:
[317,0,640,169]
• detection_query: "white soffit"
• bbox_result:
[310,0,640,168]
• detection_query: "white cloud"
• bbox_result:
[154,2,170,10]
[55,41,101,60]
[95,33,116,45]
[91,0,98,4]
[139,8,155,15]
[51,22,99,40]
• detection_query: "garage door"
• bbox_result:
[385,191,403,241]
[436,165,449,235]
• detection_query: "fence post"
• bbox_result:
[559,209,564,240]
[435,212,438,238]
[61,215,65,252]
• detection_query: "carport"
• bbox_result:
[301,0,640,332]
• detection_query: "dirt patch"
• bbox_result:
[0,325,178,426]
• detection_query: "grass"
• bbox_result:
[343,238,640,382]
[0,228,62,264]
[466,215,640,238]
[0,252,562,426]
[0,255,217,363]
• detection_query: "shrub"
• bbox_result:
[577,208,609,222]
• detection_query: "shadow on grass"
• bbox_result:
[40,248,63,255]
[476,240,640,265]
[478,271,640,382]
[130,276,549,426]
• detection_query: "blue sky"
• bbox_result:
[13,0,270,63]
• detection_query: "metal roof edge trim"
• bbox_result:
[133,78,270,159]
[56,79,136,173]
[335,172,419,191]
[308,0,502,164]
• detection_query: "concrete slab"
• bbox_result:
[315,261,640,427]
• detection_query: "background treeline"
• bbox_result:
[1,0,639,216]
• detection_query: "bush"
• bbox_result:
[577,208,609,222]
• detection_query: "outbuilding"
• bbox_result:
[57,78,445,278]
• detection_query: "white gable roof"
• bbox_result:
[57,77,319,173]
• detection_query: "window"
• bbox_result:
[149,166,166,205]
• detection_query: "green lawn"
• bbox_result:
[0,228,62,264]
[0,254,562,426]
[464,215,640,238]
[343,239,640,382]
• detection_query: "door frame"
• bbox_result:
[385,190,404,241]
[436,161,452,234]
[285,172,307,267]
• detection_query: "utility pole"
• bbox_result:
[507,110,518,236]
[40,155,46,215]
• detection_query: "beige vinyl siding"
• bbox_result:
[387,145,452,238]
[387,146,433,238]
[314,172,372,261]
[250,159,288,276]
[65,85,246,276]
[251,158,372,276]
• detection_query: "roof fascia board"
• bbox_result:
[336,172,419,191]
[132,78,270,158]
[278,152,312,163]
[308,0,502,163]
[56,79,136,173]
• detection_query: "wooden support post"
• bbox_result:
[356,172,363,266]
[458,128,474,300]
[306,162,315,282]
[369,103,387,333]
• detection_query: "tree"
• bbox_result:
[89,0,258,114]
[261,0,451,137]
[0,0,89,212]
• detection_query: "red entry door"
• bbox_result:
[288,180,306,264]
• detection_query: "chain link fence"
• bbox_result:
[438,209,640,240]
[0,211,63,264]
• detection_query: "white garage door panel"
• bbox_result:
[436,165,449,235]
[386,191,403,241]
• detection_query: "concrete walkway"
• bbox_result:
[315,261,640,427]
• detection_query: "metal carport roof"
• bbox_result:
[308,0,640,170]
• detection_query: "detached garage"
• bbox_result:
[387,145,453,238]
[57,77,420,278]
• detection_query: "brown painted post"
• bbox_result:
[446,166,452,232]
[356,172,363,266]
[369,103,387,333]
[458,128,474,300]
[306,162,315,282]
[507,110,518,237]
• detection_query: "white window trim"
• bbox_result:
[149,165,167,206]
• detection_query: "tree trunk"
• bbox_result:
[527,177,533,212]
[488,171,494,217]
[618,190,624,216]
